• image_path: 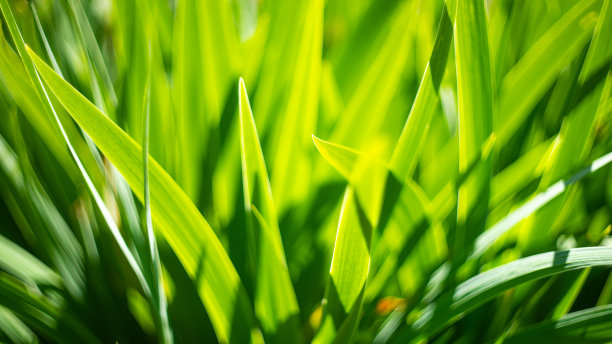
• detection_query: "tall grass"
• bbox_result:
[0,0,611,343]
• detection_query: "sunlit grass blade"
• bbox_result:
[0,0,156,303]
[270,0,322,214]
[27,46,256,342]
[314,189,371,344]
[313,136,447,301]
[239,78,300,340]
[389,0,454,180]
[454,0,494,254]
[172,0,204,200]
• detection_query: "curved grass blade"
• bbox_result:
[407,247,612,341]
[476,151,612,259]
[27,45,255,343]
[239,78,300,340]
[504,304,612,344]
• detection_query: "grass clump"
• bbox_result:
[0,0,611,343]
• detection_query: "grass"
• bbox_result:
[0,0,611,343]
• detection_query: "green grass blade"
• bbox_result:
[27,46,255,343]
[0,230,60,288]
[454,0,494,255]
[0,305,36,343]
[409,247,612,340]
[314,189,371,344]
[504,304,612,344]
[0,0,154,301]
[239,78,300,339]
[269,0,322,214]
[142,53,172,344]
[389,1,454,180]
[476,151,612,259]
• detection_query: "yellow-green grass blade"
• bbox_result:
[239,78,300,339]
[270,0,322,214]
[313,136,448,302]
[496,0,601,147]
[504,304,612,344]
[390,1,454,180]
[406,247,612,341]
[251,0,310,134]
[27,48,255,343]
[312,136,360,181]
[171,0,204,201]
[454,0,494,254]
[196,0,241,128]
[0,273,99,344]
[314,188,371,344]
[580,0,612,83]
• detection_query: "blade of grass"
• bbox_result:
[270,0,322,214]
[389,0,454,180]
[27,45,256,343]
[454,0,494,256]
[0,230,61,288]
[504,304,612,344]
[142,50,172,344]
[407,246,612,341]
[313,188,371,344]
[239,78,300,340]
[0,0,154,301]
